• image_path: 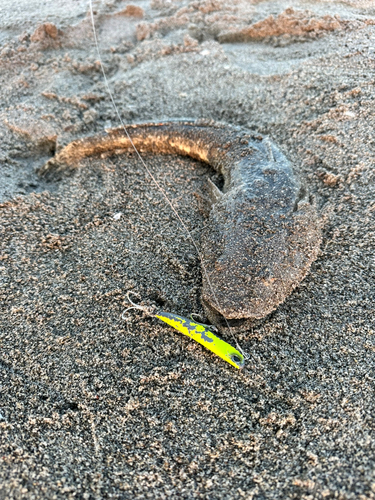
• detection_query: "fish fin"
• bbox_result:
[207,178,223,205]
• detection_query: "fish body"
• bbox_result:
[39,120,321,330]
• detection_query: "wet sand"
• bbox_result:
[1,1,375,498]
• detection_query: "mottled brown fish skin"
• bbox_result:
[39,120,321,330]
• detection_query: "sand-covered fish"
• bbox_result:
[39,120,321,331]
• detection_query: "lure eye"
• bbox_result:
[230,354,244,367]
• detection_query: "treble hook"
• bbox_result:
[121,291,155,321]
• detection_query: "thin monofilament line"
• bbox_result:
[88,0,247,359]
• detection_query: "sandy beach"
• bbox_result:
[1,0,375,498]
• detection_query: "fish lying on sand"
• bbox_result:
[38,120,321,331]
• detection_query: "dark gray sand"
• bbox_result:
[1,1,375,498]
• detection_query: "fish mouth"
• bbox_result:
[201,298,262,333]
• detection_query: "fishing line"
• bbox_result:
[88,0,248,361]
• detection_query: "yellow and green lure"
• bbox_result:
[155,311,245,369]
[122,292,245,369]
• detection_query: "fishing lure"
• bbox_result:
[122,292,245,369]
[155,312,244,369]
